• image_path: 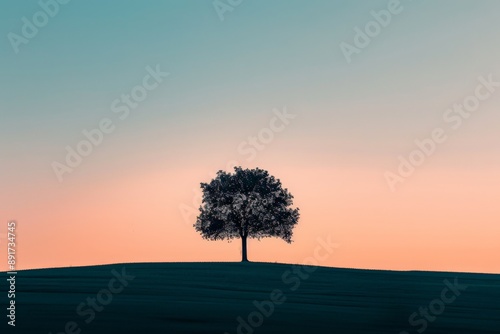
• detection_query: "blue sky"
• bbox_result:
[2,0,500,149]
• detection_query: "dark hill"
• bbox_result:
[2,262,499,333]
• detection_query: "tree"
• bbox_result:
[194,167,300,262]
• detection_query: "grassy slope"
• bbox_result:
[2,262,499,334]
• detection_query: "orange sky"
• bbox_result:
[2,154,499,273]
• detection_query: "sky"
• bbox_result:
[1,0,499,273]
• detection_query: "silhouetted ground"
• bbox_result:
[1,262,499,333]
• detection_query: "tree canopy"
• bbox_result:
[194,167,300,261]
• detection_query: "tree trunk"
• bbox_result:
[241,235,248,262]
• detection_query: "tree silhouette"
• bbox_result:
[194,167,300,262]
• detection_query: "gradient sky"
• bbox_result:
[1,0,499,273]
